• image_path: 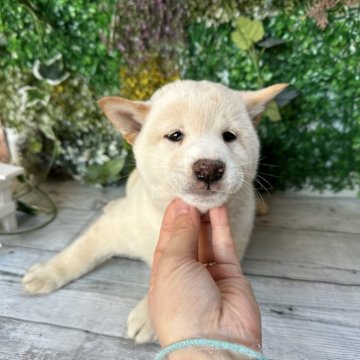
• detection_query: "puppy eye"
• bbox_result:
[166,131,184,142]
[222,131,237,143]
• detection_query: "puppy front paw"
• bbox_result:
[22,262,66,294]
[127,296,156,344]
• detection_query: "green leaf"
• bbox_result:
[265,101,281,122]
[231,31,250,51]
[257,37,285,48]
[19,86,50,108]
[33,54,70,85]
[40,124,57,141]
[105,158,125,179]
[85,158,125,184]
[86,164,104,183]
[231,16,264,51]
[29,138,42,153]
[16,200,40,215]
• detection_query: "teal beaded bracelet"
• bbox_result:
[155,338,268,360]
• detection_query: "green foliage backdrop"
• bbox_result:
[261,8,359,191]
[0,0,119,94]
[1,1,359,192]
[181,6,360,192]
[0,0,127,184]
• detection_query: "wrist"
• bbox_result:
[169,348,250,360]
[156,339,266,360]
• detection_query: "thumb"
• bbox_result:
[163,198,200,260]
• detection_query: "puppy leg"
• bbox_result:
[127,294,155,344]
[22,213,121,294]
[256,197,269,216]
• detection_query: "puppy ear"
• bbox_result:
[98,97,150,144]
[241,83,288,127]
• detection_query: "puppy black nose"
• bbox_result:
[193,159,225,184]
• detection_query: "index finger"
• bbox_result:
[198,213,215,264]
[209,205,240,266]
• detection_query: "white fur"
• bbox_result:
[22,80,286,343]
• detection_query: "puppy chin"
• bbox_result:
[181,193,228,214]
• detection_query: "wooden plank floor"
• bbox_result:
[0,181,359,360]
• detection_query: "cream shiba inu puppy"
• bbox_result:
[22,80,287,343]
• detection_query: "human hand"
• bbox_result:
[148,198,262,353]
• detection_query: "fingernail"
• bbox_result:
[176,199,190,215]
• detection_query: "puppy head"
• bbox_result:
[99,80,287,212]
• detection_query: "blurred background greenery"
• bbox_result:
[0,0,359,193]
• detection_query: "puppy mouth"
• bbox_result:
[187,188,222,197]
[185,178,224,195]
[181,186,228,212]
[184,181,228,203]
